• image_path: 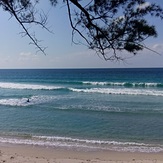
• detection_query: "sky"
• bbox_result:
[0,0,163,69]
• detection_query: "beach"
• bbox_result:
[0,144,163,163]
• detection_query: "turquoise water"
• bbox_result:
[0,68,163,152]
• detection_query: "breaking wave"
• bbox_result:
[0,95,56,107]
[69,88,163,96]
[1,81,163,91]
[83,81,163,87]
[0,82,63,90]
[0,135,163,153]
[0,82,162,97]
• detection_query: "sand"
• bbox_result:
[0,144,163,163]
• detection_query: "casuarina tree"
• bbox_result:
[1,0,163,60]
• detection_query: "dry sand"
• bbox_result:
[0,144,163,163]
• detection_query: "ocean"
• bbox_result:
[0,68,163,153]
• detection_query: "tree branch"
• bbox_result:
[1,0,49,55]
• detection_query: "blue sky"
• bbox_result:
[0,0,163,69]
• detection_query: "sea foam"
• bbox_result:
[0,82,62,90]
[0,95,56,106]
[83,81,163,87]
[0,135,163,153]
[69,88,163,96]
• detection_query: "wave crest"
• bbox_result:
[0,82,63,90]
[0,135,163,153]
[69,88,163,96]
[0,96,56,107]
[83,81,163,87]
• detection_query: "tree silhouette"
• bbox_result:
[1,0,163,60]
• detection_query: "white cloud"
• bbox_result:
[18,52,40,62]
[3,56,11,62]
[137,2,151,10]
[152,44,163,50]
[151,44,163,55]
[19,52,32,57]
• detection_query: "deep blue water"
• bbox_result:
[0,68,163,152]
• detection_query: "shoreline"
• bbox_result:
[1,144,163,163]
[1,134,163,153]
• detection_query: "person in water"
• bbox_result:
[27,98,30,102]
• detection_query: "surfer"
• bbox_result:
[27,98,30,102]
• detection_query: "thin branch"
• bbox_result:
[2,1,49,55]
[66,0,90,45]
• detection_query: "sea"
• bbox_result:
[0,68,163,153]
